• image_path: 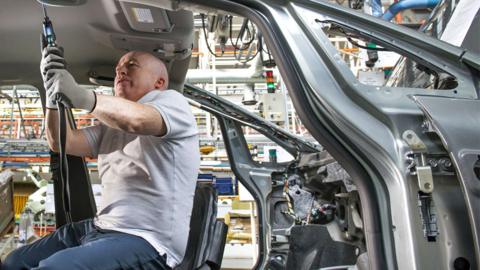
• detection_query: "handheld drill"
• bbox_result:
[40,4,73,224]
[42,5,56,47]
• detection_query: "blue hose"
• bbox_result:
[382,0,440,21]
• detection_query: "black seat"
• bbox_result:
[175,183,228,270]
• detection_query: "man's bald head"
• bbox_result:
[133,51,169,87]
[114,51,169,101]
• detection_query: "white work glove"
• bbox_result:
[40,46,66,109]
[45,69,97,112]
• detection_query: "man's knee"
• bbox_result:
[3,248,28,270]
[2,248,64,270]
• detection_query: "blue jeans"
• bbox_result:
[3,219,171,270]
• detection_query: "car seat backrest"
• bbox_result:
[175,183,228,270]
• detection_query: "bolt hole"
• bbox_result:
[453,90,458,94]
[424,183,431,190]
[453,257,470,270]
[406,133,413,139]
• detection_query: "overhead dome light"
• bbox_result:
[36,0,87,6]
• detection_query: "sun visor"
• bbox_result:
[119,0,174,33]
[36,0,87,6]
[88,66,115,87]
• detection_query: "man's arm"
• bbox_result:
[91,95,167,136]
[45,108,93,157]
[45,94,166,158]
[41,47,93,157]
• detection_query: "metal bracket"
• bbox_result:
[416,165,434,193]
[402,130,434,193]
[402,130,427,152]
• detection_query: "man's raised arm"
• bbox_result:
[41,46,93,157]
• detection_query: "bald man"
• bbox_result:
[3,50,200,270]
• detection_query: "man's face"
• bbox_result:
[114,52,165,101]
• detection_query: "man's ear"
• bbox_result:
[154,78,166,90]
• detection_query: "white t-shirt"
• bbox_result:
[82,90,200,267]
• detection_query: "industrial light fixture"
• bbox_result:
[119,0,174,33]
[265,70,275,93]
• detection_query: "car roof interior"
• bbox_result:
[0,0,194,91]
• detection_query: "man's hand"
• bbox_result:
[40,46,66,109]
[45,69,97,112]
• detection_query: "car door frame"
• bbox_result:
[182,0,480,269]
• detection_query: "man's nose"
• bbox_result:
[116,66,127,77]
